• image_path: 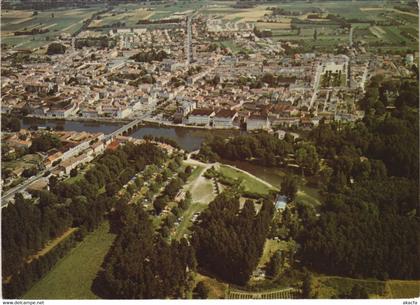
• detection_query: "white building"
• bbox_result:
[48,102,79,118]
[247,115,271,131]
[187,108,215,126]
[213,109,238,128]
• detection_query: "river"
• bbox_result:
[20,117,238,152]
[19,117,319,199]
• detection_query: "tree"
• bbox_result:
[350,284,368,299]
[106,182,120,197]
[22,167,37,178]
[153,196,168,214]
[265,250,283,278]
[46,42,66,55]
[49,175,58,189]
[191,192,274,285]
[70,168,78,177]
[1,116,21,132]
[193,281,209,299]
[302,271,313,298]
[280,175,298,202]
[313,29,317,40]
[30,133,62,153]
[295,143,319,176]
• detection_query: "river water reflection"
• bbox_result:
[20,118,238,151]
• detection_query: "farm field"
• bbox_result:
[1,6,105,49]
[202,0,418,52]
[90,8,153,28]
[23,221,116,299]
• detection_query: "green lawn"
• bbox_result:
[314,276,386,298]
[187,164,204,182]
[173,202,207,240]
[386,280,420,299]
[257,239,292,269]
[296,186,322,207]
[315,276,420,299]
[218,165,277,195]
[23,221,116,299]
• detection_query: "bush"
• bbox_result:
[46,42,66,55]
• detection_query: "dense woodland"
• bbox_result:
[197,131,319,175]
[1,115,21,132]
[196,77,419,282]
[94,204,196,299]
[29,133,62,153]
[297,79,419,279]
[130,49,169,63]
[191,192,274,285]
[2,141,168,298]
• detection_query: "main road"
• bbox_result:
[1,165,58,207]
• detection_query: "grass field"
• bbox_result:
[257,239,292,269]
[386,280,420,299]
[296,186,321,207]
[195,273,228,299]
[3,153,42,173]
[27,228,78,263]
[23,221,116,299]
[218,164,277,195]
[231,0,418,52]
[314,276,420,299]
[173,163,213,240]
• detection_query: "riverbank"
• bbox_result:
[25,115,242,132]
[18,117,239,151]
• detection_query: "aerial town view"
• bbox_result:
[1,0,419,302]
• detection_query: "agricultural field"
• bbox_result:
[202,0,418,53]
[90,8,154,28]
[218,39,250,54]
[1,6,105,49]
[23,222,116,299]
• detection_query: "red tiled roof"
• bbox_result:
[190,108,214,116]
[214,109,237,118]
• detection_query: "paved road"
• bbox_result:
[103,112,152,141]
[2,169,49,207]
